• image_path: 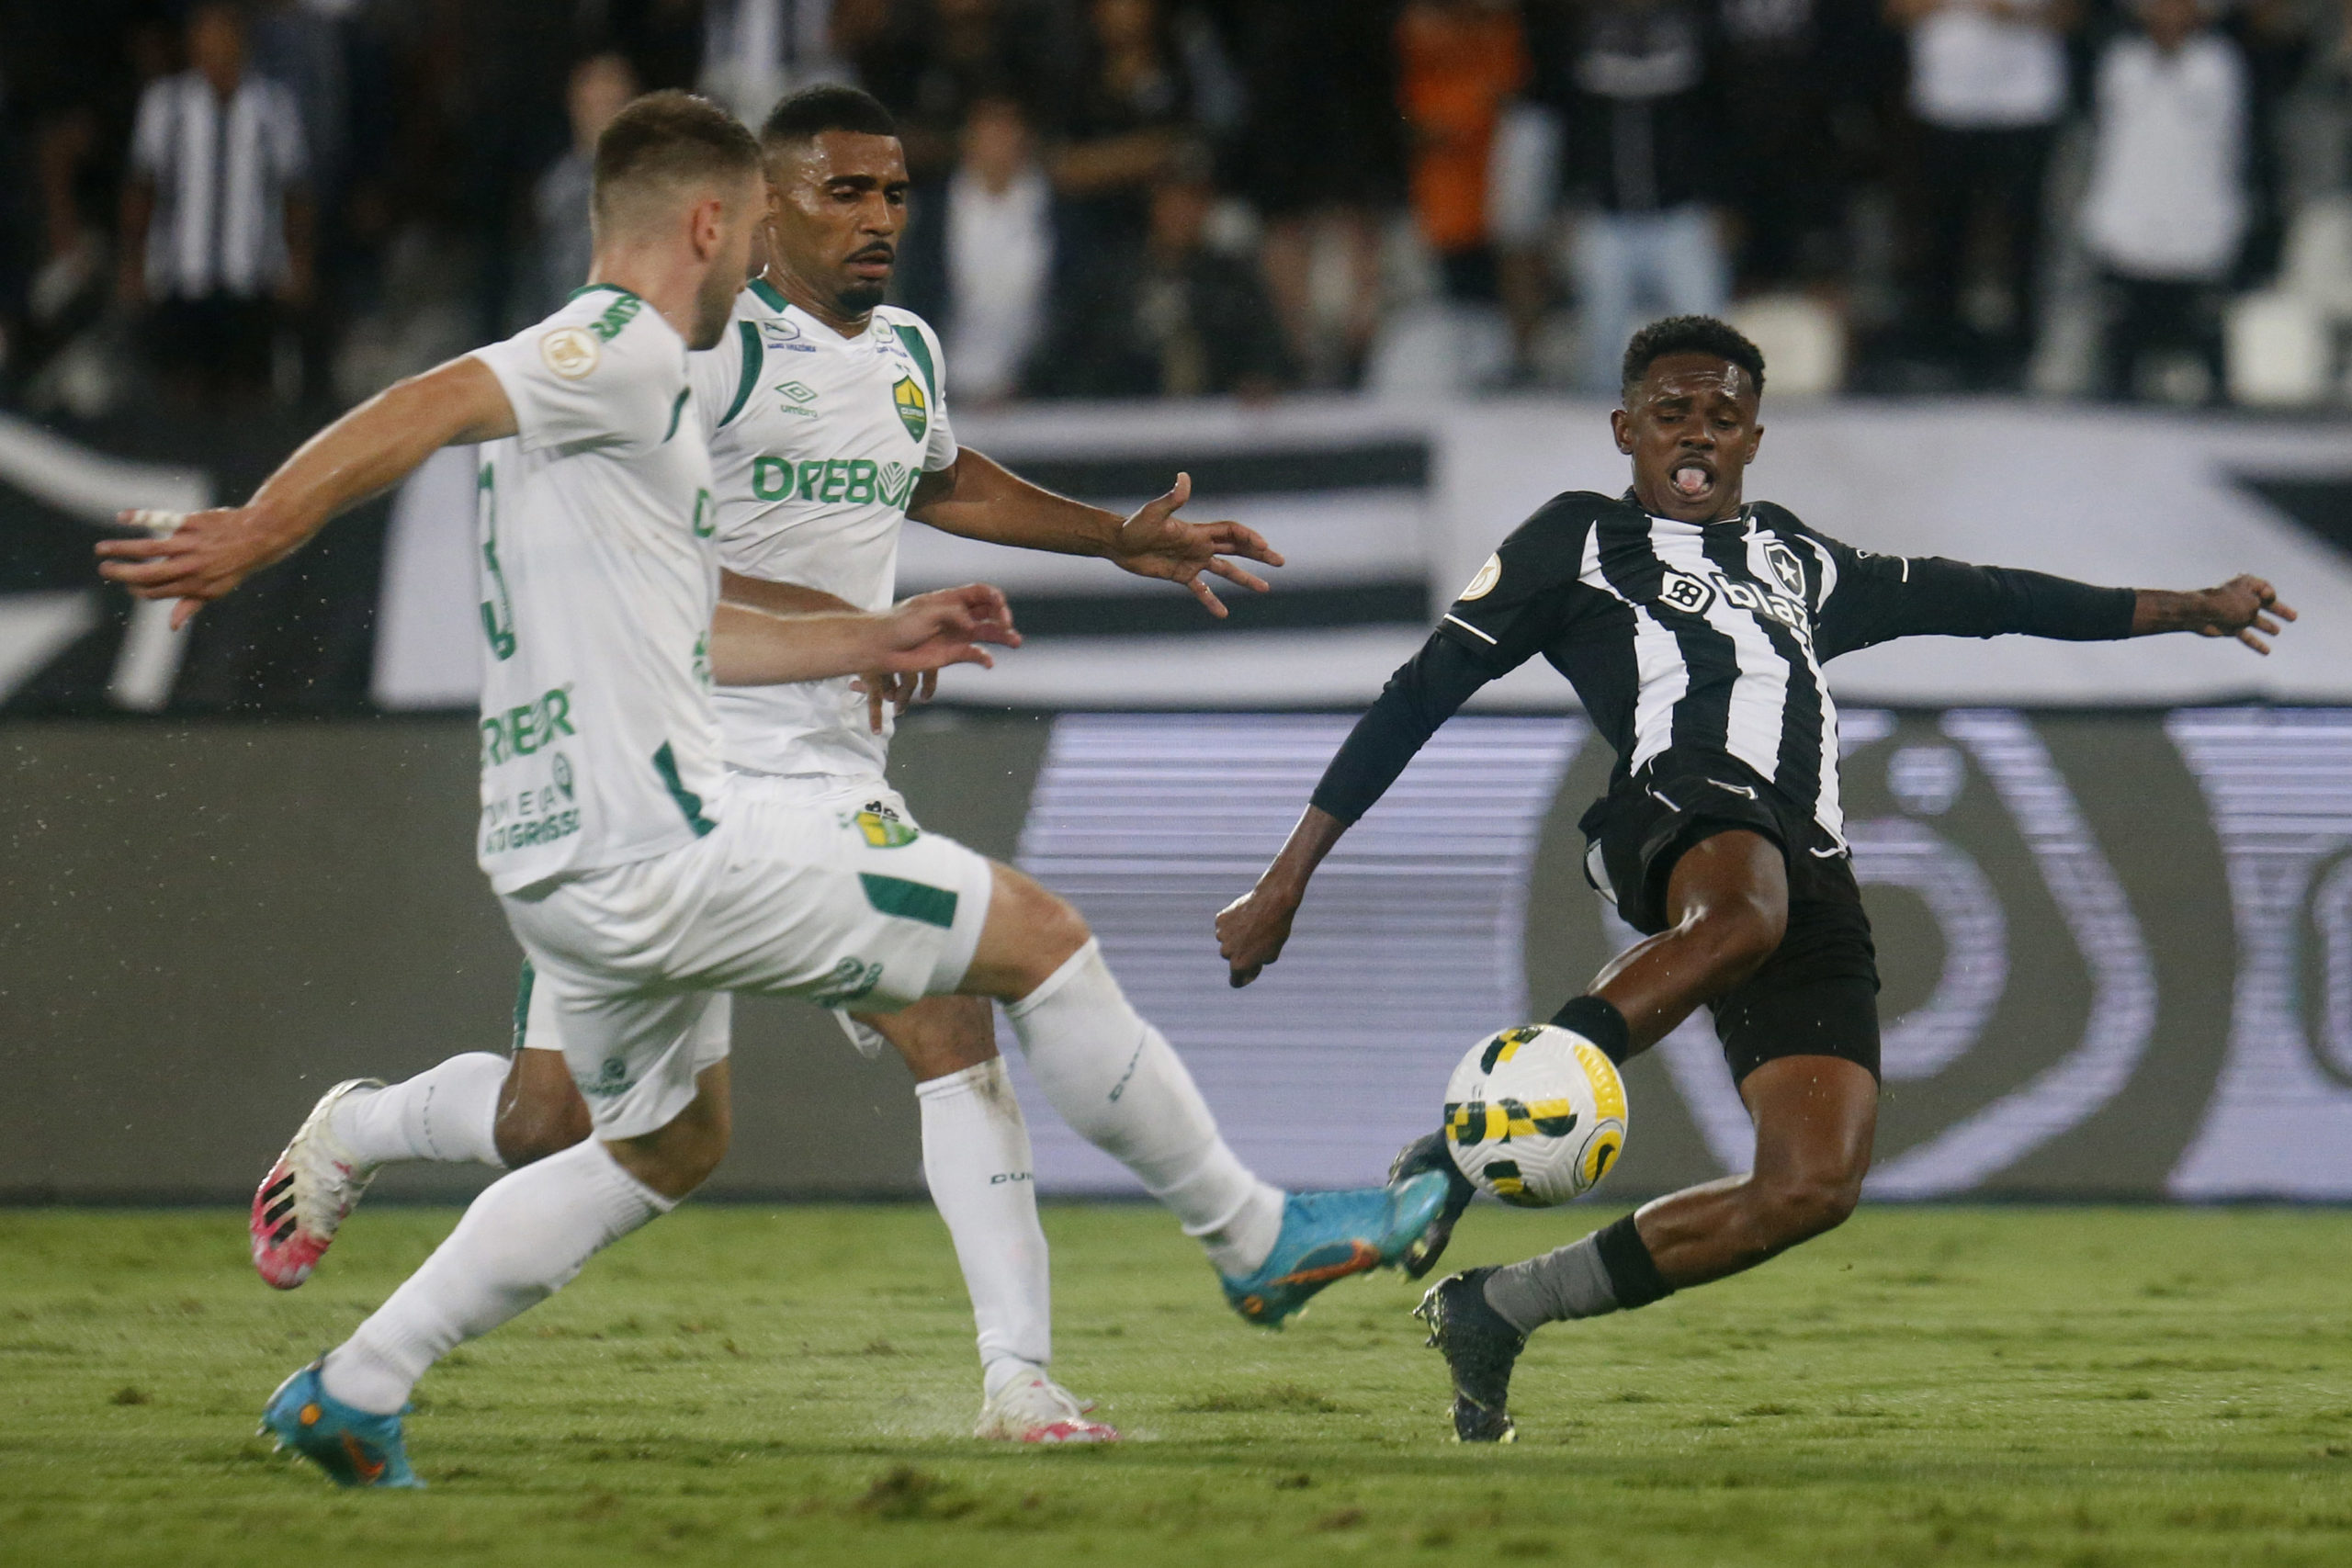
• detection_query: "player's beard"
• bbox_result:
[837,277,887,316]
[689,263,739,350]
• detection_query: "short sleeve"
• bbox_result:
[919,321,957,472]
[472,302,683,456]
[888,314,958,472]
[1432,494,1597,674]
[692,316,754,438]
[130,81,173,178]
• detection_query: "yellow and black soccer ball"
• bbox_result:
[1442,1023,1629,1207]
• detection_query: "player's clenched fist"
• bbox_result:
[1216,880,1301,988]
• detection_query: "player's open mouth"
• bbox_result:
[1670,463,1713,499]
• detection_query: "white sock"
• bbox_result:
[1005,940,1283,1277]
[916,1058,1052,1395]
[330,1053,509,1168]
[320,1139,671,1414]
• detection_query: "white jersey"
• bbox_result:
[469,285,723,894]
[687,279,957,779]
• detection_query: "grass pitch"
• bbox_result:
[5,1203,2351,1566]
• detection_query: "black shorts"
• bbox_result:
[1578,752,1882,1084]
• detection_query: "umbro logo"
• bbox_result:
[776,381,817,403]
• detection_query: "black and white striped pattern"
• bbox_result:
[1580,508,1845,839]
[130,72,308,299]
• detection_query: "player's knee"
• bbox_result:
[1682,895,1785,989]
[494,1064,595,1167]
[1752,1169,1860,1247]
[990,868,1092,988]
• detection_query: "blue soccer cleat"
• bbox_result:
[258,1361,423,1489]
[1221,1170,1453,1327]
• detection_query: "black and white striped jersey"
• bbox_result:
[1311,490,2136,842]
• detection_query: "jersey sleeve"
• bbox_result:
[914,317,957,472]
[1309,635,1496,824]
[1804,524,2140,660]
[691,316,754,439]
[472,308,683,457]
[1432,495,1597,675]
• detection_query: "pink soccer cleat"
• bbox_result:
[250,1079,382,1290]
[974,1372,1121,1444]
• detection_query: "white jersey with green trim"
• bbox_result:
[686,279,957,780]
[468,284,724,895]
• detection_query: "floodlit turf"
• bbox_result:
[5,1205,2352,1566]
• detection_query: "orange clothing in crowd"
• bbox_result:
[1397,0,1530,254]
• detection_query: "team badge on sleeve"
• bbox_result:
[892,376,927,442]
[1459,553,1502,601]
[540,327,599,378]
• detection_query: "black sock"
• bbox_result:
[1548,994,1632,1066]
[1592,1213,1673,1309]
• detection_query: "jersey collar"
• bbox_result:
[1622,488,1752,529]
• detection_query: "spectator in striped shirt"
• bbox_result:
[118,1,312,405]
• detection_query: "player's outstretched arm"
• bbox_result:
[1216,633,1495,987]
[2130,575,2297,655]
[709,583,1018,687]
[718,569,937,731]
[96,356,517,628]
[910,453,1284,617]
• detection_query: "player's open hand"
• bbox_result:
[851,669,940,732]
[95,506,305,629]
[1110,471,1285,618]
[877,584,1020,674]
[2193,575,2297,654]
[1216,880,1301,987]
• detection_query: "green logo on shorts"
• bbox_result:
[811,955,884,1008]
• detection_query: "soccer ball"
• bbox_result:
[1443,1024,1628,1206]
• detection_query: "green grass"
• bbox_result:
[5,1204,2352,1566]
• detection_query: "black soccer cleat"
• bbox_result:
[1413,1268,1526,1444]
[1388,1129,1477,1280]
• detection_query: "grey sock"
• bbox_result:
[1480,1235,1620,1335]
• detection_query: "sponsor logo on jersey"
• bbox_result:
[1653,563,1810,637]
[1656,569,1715,615]
[480,685,577,767]
[892,375,927,442]
[760,319,814,352]
[747,454,920,509]
[539,326,599,378]
[777,380,817,403]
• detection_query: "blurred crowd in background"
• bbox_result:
[4,0,2351,423]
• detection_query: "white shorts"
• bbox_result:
[502,772,993,1138]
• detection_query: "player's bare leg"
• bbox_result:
[1418,831,1871,1441]
[962,863,1451,1327]
[851,993,1114,1443]
[1394,831,1790,1277]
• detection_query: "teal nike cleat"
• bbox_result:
[1222,1170,1453,1327]
[258,1361,423,1489]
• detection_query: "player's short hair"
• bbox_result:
[760,84,899,149]
[591,90,761,236]
[1622,316,1768,400]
